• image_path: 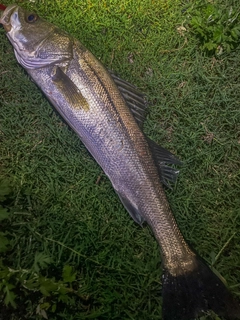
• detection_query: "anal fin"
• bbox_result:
[116,191,145,226]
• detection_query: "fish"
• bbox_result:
[1,4,240,320]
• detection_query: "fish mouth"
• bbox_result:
[0,4,19,32]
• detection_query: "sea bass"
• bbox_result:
[1,5,239,319]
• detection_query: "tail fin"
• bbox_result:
[162,255,240,320]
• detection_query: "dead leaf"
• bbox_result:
[177,26,187,37]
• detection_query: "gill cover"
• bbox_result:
[1,5,73,69]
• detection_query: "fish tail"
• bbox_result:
[162,254,240,320]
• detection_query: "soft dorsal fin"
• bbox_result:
[109,71,181,188]
[147,138,182,188]
[109,71,148,128]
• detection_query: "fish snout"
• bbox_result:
[0,4,19,32]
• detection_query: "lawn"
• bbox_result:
[0,0,240,319]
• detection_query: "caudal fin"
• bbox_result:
[162,255,240,320]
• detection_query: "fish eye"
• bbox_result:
[26,13,38,23]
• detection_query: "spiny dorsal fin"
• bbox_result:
[109,71,181,188]
[109,71,148,128]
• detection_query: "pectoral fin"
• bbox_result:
[51,66,89,111]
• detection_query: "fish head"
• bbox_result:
[0,5,55,54]
[0,5,73,69]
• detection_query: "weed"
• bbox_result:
[185,1,240,55]
[0,179,92,319]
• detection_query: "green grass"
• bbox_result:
[0,0,240,319]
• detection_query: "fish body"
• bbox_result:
[1,5,240,319]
